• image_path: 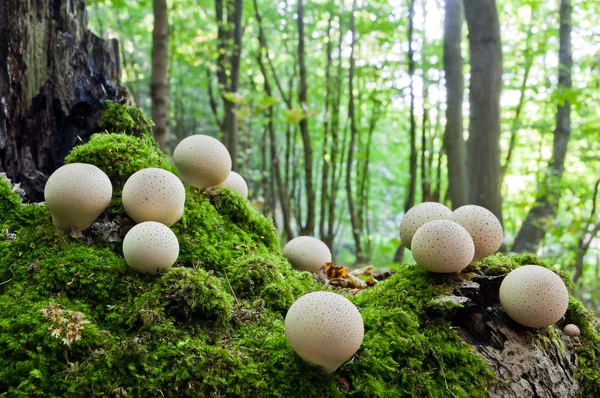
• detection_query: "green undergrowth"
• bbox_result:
[1,103,599,396]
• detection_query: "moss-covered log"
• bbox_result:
[0,105,599,397]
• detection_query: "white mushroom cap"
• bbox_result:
[283,236,332,273]
[173,135,232,189]
[122,221,179,274]
[285,291,364,373]
[499,265,569,328]
[212,171,249,199]
[563,324,581,337]
[122,168,185,226]
[44,163,112,231]
[411,220,475,273]
[399,202,452,250]
[452,205,503,263]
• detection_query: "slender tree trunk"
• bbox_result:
[297,0,315,235]
[252,0,294,240]
[420,0,430,202]
[513,0,572,253]
[394,0,417,264]
[357,101,380,263]
[319,10,334,242]
[443,0,467,209]
[346,0,364,264]
[214,0,243,170]
[226,0,243,170]
[324,17,345,249]
[151,0,169,152]
[463,0,503,222]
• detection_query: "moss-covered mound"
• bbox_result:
[1,107,599,396]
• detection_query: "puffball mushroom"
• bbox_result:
[283,236,332,273]
[499,265,569,328]
[122,221,179,274]
[411,220,475,273]
[173,134,232,189]
[44,163,112,231]
[399,202,452,250]
[122,168,185,226]
[563,324,581,338]
[452,205,503,263]
[285,291,364,373]
[212,171,249,199]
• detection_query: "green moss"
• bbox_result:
[1,129,600,396]
[65,133,176,211]
[0,178,21,224]
[564,298,600,397]
[132,267,235,329]
[99,100,154,137]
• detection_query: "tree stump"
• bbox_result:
[0,0,124,201]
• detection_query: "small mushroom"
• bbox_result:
[563,324,581,338]
[499,265,569,328]
[399,202,452,250]
[122,168,185,226]
[411,220,475,273]
[452,205,503,263]
[44,163,112,231]
[283,236,332,273]
[173,134,232,189]
[212,171,249,199]
[122,221,179,274]
[285,291,364,373]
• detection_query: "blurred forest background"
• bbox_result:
[86,0,599,309]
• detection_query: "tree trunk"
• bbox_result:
[346,0,364,264]
[394,0,417,264]
[214,0,243,170]
[323,18,345,249]
[253,0,294,240]
[463,0,503,223]
[319,9,334,242]
[443,0,468,209]
[297,0,315,236]
[513,0,572,253]
[0,0,123,201]
[151,0,169,152]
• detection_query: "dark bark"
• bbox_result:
[297,0,315,236]
[445,273,579,397]
[214,0,243,170]
[463,0,503,223]
[513,0,572,253]
[151,0,169,152]
[443,0,468,209]
[394,0,417,264]
[0,0,123,201]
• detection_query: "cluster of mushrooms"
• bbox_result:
[42,134,578,375]
[44,134,248,275]
[281,202,578,372]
